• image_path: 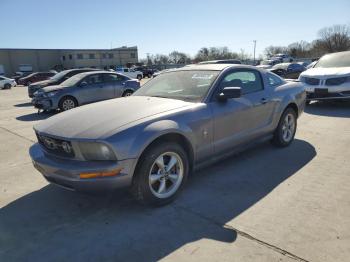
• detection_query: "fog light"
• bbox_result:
[80,168,123,179]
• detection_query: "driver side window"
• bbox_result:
[83,74,103,85]
[219,70,263,95]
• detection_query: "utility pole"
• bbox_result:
[253,40,257,65]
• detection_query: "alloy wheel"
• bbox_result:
[282,113,295,142]
[148,152,184,199]
[62,99,75,111]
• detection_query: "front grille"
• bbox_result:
[325,77,347,86]
[36,133,75,158]
[304,77,320,85]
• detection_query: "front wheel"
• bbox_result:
[137,75,142,81]
[272,107,297,147]
[131,142,189,206]
[59,96,77,111]
[4,83,11,89]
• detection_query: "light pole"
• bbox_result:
[253,40,257,65]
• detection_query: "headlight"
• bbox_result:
[78,142,117,161]
[45,91,58,97]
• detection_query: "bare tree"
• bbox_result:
[264,45,288,58]
[194,46,239,62]
[169,51,191,64]
[287,41,311,58]
[318,24,350,52]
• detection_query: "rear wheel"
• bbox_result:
[148,73,152,78]
[59,96,77,111]
[131,142,189,206]
[122,90,133,97]
[272,107,297,147]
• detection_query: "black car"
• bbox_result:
[134,67,158,78]
[269,63,306,79]
[28,68,99,98]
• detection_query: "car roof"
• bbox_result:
[170,64,260,72]
[73,70,124,77]
[63,68,100,73]
[199,59,241,64]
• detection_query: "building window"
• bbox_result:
[89,54,95,59]
[102,53,107,59]
[62,55,66,61]
[69,54,73,60]
[130,53,136,58]
[77,54,83,59]
[108,53,114,59]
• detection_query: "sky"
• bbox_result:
[1,0,349,59]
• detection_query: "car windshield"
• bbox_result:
[133,70,220,102]
[314,52,350,68]
[60,74,83,86]
[50,70,69,81]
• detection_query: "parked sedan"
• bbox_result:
[29,64,305,206]
[28,68,99,98]
[269,63,306,79]
[17,72,56,86]
[299,51,350,103]
[256,59,279,70]
[31,71,140,111]
[0,76,17,89]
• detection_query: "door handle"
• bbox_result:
[261,98,268,104]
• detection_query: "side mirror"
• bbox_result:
[217,87,241,102]
[79,81,88,87]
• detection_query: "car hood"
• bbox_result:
[34,96,194,139]
[301,67,350,78]
[41,85,67,93]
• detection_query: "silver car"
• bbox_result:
[31,71,140,111]
[30,64,306,205]
[299,51,350,103]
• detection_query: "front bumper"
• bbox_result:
[30,143,136,192]
[306,90,350,101]
[31,97,53,110]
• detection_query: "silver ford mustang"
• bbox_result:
[30,64,306,205]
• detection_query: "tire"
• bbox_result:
[131,142,189,206]
[137,75,142,81]
[4,83,11,89]
[122,90,133,97]
[272,107,297,147]
[148,73,152,78]
[59,96,78,111]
